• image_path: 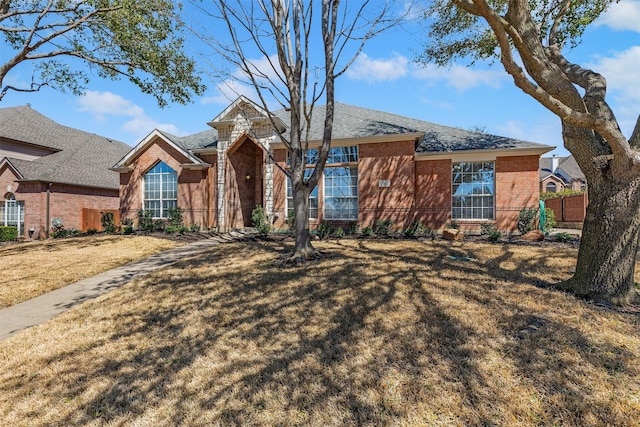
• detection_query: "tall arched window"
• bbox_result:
[3,193,24,235]
[143,162,177,218]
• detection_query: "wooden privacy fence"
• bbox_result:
[544,193,587,223]
[81,208,120,232]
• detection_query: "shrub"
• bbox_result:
[555,232,574,243]
[374,219,393,236]
[167,207,183,228]
[137,209,154,232]
[540,189,585,200]
[488,230,502,242]
[286,210,296,232]
[517,208,538,234]
[100,212,116,233]
[333,227,346,239]
[480,222,497,235]
[122,225,134,235]
[189,223,201,232]
[404,220,425,238]
[153,219,167,232]
[542,208,557,233]
[251,205,271,237]
[348,221,360,235]
[52,228,78,239]
[316,221,332,240]
[86,228,98,235]
[0,226,18,241]
[362,226,373,237]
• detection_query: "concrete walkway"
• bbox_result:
[0,233,245,342]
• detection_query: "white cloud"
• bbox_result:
[596,1,640,32]
[412,63,505,92]
[586,46,640,136]
[77,91,184,139]
[346,53,409,82]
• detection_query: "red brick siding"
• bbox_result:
[358,140,415,229]
[1,165,119,239]
[415,159,452,229]
[119,137,210,227]
[495,155,540,231]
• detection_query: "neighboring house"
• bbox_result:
[0,105,131,239]
[540,155,586,193]
[113,96,554,233]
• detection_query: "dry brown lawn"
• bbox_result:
[0,235,183,308]
[0,239,639,426]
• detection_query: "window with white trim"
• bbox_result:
[144,161,177,218]
[287,169,318,219]
[546,182,557,192]
[2,193,24,234]
[452,161,494,220]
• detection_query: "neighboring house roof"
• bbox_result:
[157,129,218,151]
[272,103,553,154]
[0,106,131,189]
[539,155,585,183]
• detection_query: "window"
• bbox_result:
[2,193,24,235]
[452,162,494,220]
[286,146,359,221]
[287,169,318,219]
[144,162,177,218]
[546,182,557,192]
[324,166,358,219]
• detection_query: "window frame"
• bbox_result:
[451,161,495,221]
[143,161,178,219]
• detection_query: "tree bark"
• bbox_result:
[558,175,640,305]
[292,185,315,260]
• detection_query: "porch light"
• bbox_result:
[245,173,251,184]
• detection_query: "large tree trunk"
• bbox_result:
[292,186,315,260]
[559,177,640,305]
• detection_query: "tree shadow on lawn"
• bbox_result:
[2,239,638,425]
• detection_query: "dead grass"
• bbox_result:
[0,235,183,308]
[1,239,639,426]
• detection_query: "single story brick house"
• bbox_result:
[113,96,553,233]
[0,105,131,239]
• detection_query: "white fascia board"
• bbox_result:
[414,146,555,162]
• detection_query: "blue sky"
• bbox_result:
[2,1,639,158]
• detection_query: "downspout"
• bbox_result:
[45,182,51,238]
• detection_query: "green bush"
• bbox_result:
[542,208,557,233]
[52,228,78,239]
[404,220,425,238]
[251,205,271,237]
[555,232,574,243]
[153,219,167,232]
[488,230,502,242]
[362,226,373,237]
[86,228,98,235]
[122,225,134,235]
[100,212,116,233]
[0,226,18,241]
[348,221,360,235]
[137,209,154,232]
[517,207,538,234]
[540,189,585,200]
[333,227,346,239]
[480,222,497,235]
[189,223,201,232]
[316,222,332,240]
[374,219,393,236]
[167,207,183,228]
[447,221,460,230]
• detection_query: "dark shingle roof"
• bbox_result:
[0,106,131,189]
[274,103,551,153]
[539,155,585,182]
[157,129,218,151]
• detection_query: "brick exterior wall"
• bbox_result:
[415,158,452,230]
[495,155,540,231]
[1,164,119,239]
[119,137,213,228]
[359,140,415,229]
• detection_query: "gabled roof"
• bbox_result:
[0,106,131,189]
[539,155,585,182]
[272,103,553,154]
[208,95,287,131]
[112,128,217,170]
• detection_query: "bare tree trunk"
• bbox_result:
[559,176,640,305]
[292,186,315,260]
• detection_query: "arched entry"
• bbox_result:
[225,135,265,228]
